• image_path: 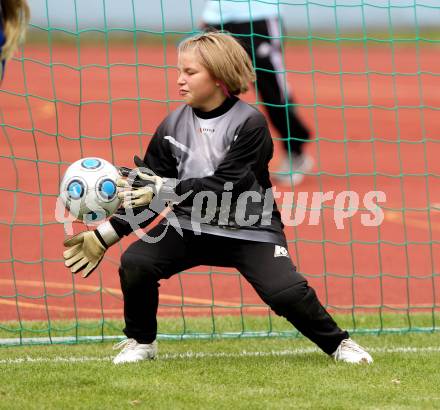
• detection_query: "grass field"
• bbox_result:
[1,333,440,409]
[1,314,440,409]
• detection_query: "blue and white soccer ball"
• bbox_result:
[60,157,121,223]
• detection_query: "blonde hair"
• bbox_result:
[178,31,256,96]
[1,0,30,60]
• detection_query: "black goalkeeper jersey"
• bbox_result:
[110,96,286,245]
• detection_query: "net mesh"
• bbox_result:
[0,0,439,346]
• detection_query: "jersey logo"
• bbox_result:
[199,127,215,136]
[274,245,289,258]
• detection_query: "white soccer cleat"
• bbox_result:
[274,154,314,186]
[112,338,157,364]
[332,338,373,364]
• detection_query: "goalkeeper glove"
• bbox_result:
[116,176,155,209]
[117,156,177,209]
[63,221,120,278]
[132,155,165,195]
[116,164,163,209]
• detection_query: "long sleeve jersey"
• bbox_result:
[109,97,286,245]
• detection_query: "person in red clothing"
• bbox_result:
[63,32,372,365]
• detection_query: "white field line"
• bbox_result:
[1,346,440,365]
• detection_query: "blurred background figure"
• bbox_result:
[201,0,313,185]
[0,0,30,80]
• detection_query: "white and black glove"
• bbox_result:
[117,157,178,209]
[116,168,168,209]
[63,222,120,278]
[116,172,157,209]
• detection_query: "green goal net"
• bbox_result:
[0,0,439,346]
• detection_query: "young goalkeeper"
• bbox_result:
[0,0,30,80]
[63,31,372,365]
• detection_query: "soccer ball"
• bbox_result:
[59,157,121,223]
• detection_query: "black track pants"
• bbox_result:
[119,225,348,355]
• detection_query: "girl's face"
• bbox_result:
[177,49,226,111]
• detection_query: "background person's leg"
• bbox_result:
[208,20,312,183]
[214,19,310,156]
[251,20,310,156]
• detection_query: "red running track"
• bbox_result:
[0,43,439,321]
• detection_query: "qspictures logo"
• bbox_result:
[55,168,386,243]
